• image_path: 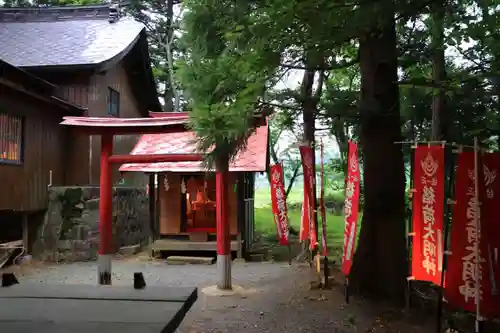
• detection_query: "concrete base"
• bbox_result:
[166,256,215,265]
[98,254,112,285]
[217,254,232,290]
[201,284,257,297]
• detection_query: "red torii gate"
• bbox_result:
[60,113,267,290]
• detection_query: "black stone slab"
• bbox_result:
[0,283,197,303]
[0,298,195,333]
[0,322,166,333]
[0,285,198,333]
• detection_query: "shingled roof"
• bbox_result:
[0,4,144,69]
[119,113,270,173]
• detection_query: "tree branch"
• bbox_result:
[285,165,301,199]
[280,57,359,71]
[260,101,302,111]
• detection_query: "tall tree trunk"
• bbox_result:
[349,1,407,304]
[299,65,317,256]
[430,0,446,141]
[332,119,349,174]
[163,0,175,112]
[479,0,500,148]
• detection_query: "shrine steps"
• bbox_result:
[165,256,215,265]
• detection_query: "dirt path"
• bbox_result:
[2,259,435,333]
[178,264,434,333]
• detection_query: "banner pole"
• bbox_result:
[473,137,483,333]
[287,243,292,265]
[435,144,456,333]
[343,140,350,304]
[320,139,329,287]
[406,141,416,310]
[284,160,293,267]
[344,277,350,304]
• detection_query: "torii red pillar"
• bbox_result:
[216,165,231,289]
[98,134,114,284]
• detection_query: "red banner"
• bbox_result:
[269,163,290,246]
[481,153,500,311]
[341,141,360,276]
[300,191,310,242]
[444,152,500,318]
[411,145,445,285]
[299,145,317,250]
[319,141,328,256]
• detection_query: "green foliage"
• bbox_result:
[177,0,282,167]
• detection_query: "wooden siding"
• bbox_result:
[159,173,181,234]
[29,71,91,186]
[88,63,146,186]
[30,62,148,186]
[228,173,238,234]
[0,87,68,211]
[158,172,239,236]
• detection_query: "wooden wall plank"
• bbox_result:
[159,173,181,234]
[0,87,68,211]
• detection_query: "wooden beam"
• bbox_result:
[66,124,191,136]
[109,154,203,164]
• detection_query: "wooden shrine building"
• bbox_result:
[119,112,269,258]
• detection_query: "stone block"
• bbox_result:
[118,244,141,256]
[34,186,150,263]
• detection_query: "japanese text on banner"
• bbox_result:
[341,141,360,276]
[299,146,317,250]
[481,153,500,312]
[410,145,445,285]
[444,152,500,318]
[270,164,289,246]
[300,188,310,242]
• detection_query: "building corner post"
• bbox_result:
[98,134,113,285]
[216,158,231,290]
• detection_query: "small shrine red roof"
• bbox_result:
[120,115,269,173]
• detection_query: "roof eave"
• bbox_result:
[50,96,87,115]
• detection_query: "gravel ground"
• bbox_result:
[3,258,435,333]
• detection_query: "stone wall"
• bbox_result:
[33,186,149,262]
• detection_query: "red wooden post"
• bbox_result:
[98,134,113,285]
[216,166,231,289]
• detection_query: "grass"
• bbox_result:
[253,186,348,261]
[254,185,344,207]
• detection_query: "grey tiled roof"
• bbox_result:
[0,9,144,68]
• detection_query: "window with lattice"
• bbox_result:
[0,112,23,164]
[107,87,120,117]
